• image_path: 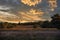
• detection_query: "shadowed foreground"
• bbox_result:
[0,30,60,40]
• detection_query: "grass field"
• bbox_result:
[0,28,60,40]
[0,27,58,31]
[0,26,59,40]
[0,30,60,40]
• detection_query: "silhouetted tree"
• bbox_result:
[51,14,60,29]
[41,21,50,28]
[3,22,8,28]
[0,22,4,28]
[18,22,21,25]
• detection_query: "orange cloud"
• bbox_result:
[21,0,42,6]
[18,9,45,23]
[48,0,57,11]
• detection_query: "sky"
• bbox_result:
[0,0,60,23]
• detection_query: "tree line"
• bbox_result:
[0,14,60,29]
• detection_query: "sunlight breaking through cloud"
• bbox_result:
[21,0,42,6]
[48,0,57,11]
[0,0,58,23]
[18,9,45,23]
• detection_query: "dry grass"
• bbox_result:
[0,27,58,31]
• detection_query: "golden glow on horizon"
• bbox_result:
[21,0,42,6]
[30,9,44,15]
[18,9,44,22]
[0,9,45,23]
[0,0,58,23]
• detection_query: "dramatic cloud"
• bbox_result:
[48,0,57,11]
[18,9,46,23]
[21,0,42,6]
[0,11,20,23]
[0,0,59,23]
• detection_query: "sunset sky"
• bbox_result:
[0,0,60,23]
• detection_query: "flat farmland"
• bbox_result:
[0,27,58,31]
[0,28,60,40]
